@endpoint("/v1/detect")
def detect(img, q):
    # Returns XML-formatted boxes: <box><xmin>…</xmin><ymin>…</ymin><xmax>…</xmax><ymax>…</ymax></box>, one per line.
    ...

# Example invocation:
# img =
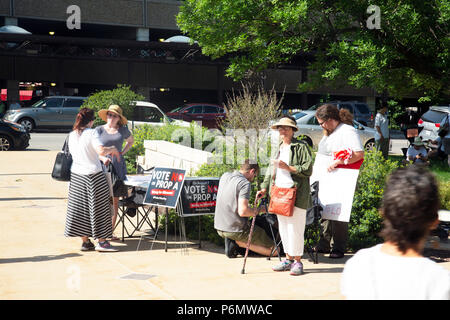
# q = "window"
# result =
<box><xmin>133</xmin><ymin>106</ymin><xmax>165</xmax><ymax>122</ymax></box>
<box><xmin>421</xmin><ymin>110</ymin><xmax>447</xmax><ymax>124</ymax></box>
<box><xmin>293</xmin><ymin>112</ymin><xmax>307</xmax><ymax>120</ymax></box>
<box><xmin>170</xmin><ymin>107</ymin><xmax>182</xmax><ymax>113</ymax></box>
<box><xmin>44</xmin><ymin>98</ymin><xmax>64</xmax><ymax>108</ymax></box>
<box><xmin>204</xmin><ymin>106</ymin><xmax>218</xmax><ymax>113</ymax></box>
<box><xmin>186</xmin><ymin>106</ymin><xmax>203</xmax><ymax>114</ymax></box>
<box><xmin>339</xmin><ymin>104</ymin><xmax>354</xmax><ymax>114</ymax></box>
<box><xmin>64</xmin><ymin>99</ymin><xmax>84</xmax><ymax>108</ymax></box>
<box><xmin>355</xmin><ymin>103</ymin><xmax>371</xmax><ymax>114</ymax></box>
<box><xmin>307</xmin><ymin>116</ymin><xmax>319</xmax><ymax>125</ymax></box>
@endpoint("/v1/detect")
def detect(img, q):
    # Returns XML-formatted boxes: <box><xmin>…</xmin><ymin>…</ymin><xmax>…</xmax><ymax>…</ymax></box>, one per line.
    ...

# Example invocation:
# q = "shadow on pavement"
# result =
<box><xmin>0</xmin><ymin>253</ymin><xmax>82</xmax><ymax>264</ymax></box>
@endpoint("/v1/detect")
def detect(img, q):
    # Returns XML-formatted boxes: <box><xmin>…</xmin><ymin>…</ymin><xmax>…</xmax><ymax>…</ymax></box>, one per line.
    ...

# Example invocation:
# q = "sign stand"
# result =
<box><xmin>140</xmin><ymin>172</ymin><xmax>219</xmax><ymax>253</ymax></box>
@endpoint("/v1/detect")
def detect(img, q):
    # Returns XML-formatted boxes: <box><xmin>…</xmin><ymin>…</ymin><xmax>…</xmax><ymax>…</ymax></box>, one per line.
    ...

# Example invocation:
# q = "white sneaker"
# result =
<box><xmin>95</xmin><ymin>240</ymin><xmax>118</xmax><ymax>252</ymax></box>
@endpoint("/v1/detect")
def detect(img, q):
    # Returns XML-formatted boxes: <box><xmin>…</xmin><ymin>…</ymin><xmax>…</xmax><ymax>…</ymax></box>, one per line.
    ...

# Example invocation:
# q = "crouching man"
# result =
<box><xmin>214</xmin><ymin>159</ymin><xmax>275</xmax><ymax>258</ymax></box>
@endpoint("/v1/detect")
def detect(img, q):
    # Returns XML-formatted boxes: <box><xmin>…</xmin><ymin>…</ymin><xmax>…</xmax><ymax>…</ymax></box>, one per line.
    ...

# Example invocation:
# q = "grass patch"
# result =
<box><xmin>388</xmin><ymin>155</ymin><xmax>450</xmax><ymax>182</ymax></box>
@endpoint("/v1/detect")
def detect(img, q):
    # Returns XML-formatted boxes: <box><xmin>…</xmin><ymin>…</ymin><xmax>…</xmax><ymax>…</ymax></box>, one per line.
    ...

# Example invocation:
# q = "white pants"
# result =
<box><xmin>277</xmin><ymin>207</ymin><xmax>306</xmax><ymax>257</ymax></box>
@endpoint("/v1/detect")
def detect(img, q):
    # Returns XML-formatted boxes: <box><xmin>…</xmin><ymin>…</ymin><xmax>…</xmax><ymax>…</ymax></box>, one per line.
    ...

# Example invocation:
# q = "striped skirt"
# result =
<box><xmin>64</xmin><ymin>171</ymin><xmax>112</xmax><ymax>239</ymax></box>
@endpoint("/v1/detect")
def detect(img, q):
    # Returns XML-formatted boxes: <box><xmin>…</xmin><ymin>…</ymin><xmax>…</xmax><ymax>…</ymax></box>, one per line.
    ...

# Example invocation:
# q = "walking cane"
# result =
<box><xmin>241</xmin><ymin>197</ymin><xmax>260</xmax><ymax>274</ymax></box>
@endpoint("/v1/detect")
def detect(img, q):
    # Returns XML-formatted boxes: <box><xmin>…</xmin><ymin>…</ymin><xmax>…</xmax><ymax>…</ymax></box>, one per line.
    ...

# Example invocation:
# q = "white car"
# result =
<box><xmin>418</xmin><ymin>106</ymin><xmax>450</xmax><ymax>142</ymax></box>
<box><xmin>127</xmin><ymin>101</ymin><xmax>191</xmax><ymax>130</ymax></box>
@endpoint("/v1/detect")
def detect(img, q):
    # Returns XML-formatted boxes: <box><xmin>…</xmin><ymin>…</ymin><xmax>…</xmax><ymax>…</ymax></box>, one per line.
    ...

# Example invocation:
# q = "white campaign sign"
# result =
<box><xmin>310</xmin><ymin>153</ymin><xmax>360</xmax><ymax>222</ymax></box>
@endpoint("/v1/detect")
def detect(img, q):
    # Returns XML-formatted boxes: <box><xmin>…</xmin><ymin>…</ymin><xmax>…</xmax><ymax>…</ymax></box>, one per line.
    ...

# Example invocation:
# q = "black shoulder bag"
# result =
<box><xmin>107</xmin><ymin>162</ymin><xmax>128</xmax><ymax>197</ymax></box>
<box><xmin>51</xmin><ymin>135</ymin><xmax>73</xmax><ymax>182</ymax></box>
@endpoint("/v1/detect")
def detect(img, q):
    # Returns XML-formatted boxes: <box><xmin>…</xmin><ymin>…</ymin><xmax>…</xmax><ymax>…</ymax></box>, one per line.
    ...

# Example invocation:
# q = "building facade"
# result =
<box><xmin>0</xmin><ymin>0</ymin><xmax>408</xmax><ymax>113</ymax></box>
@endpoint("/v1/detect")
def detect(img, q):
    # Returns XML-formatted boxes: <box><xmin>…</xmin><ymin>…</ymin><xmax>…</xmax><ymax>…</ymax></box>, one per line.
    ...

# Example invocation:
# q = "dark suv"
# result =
<box><xmin>308</xmin><ymin>101</ymin><xmax>374</xmax><ymax>127</ymax></box>
<box><xmin>2</xmin><ymin>96</ymin><xmax>87</xmax><ymax>131</ymax></box>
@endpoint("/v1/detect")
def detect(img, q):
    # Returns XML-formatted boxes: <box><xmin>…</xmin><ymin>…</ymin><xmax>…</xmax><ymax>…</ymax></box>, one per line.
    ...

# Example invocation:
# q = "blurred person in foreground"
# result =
<box><xmin>341</xmin><ymin>165</ymin><xmax>450</xmax><ymax>300</ymax></box>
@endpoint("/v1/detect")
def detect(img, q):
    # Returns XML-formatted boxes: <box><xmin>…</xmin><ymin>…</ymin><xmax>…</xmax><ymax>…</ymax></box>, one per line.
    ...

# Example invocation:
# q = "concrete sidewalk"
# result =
<box><xmin>0</xmin><ymin>151</ymin><xmax>448</xmax><ymax>300</ymax></box>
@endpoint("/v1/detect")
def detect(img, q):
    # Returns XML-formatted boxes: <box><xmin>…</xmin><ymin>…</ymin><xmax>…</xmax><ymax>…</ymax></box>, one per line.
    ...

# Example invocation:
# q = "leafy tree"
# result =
<box><xmin>177</xmin><ymin>0</ymin><xmax>450</xmax><ymax>101</ymax></box>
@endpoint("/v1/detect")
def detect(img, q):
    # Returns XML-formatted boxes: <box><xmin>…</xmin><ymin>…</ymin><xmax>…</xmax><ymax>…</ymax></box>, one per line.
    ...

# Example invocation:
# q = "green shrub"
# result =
<box><xmin>348</xmin><ymin>148</ymin><xmax>401</xmax><ymax>252</ymax></box>
<box><xmin>439</xmin><ymin>180</ymin><xmax>450</xmax><ymax>210</ymax></box>
<box><xmin>82</xmin><ymin>84</ymin><xmax>144</xmax><ymax>128</ymax></box>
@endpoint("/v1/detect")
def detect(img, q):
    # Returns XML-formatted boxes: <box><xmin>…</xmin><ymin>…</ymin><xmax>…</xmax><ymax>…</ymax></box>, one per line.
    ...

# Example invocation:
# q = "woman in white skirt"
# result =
<box><xmin>64</xmin><ymin>108</ymin><xmax>121</xmax><ymax>252</ymax></box>
<box><xmin>257</xmin><ymin>116</ymin><xmax>313</xmax><ymax>276</ymax></box>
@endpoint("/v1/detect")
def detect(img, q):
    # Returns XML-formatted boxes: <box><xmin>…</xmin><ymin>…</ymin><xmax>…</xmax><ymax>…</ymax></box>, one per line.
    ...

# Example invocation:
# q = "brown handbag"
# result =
<box><xmin>268</xmin><ymin>152</ymin><xmax>297</xmax><ymax>217</ymax></box>
<box><xmin>268</xmin><ymin>185</ymin><xmax>297</xmax><ymax>217</ymax></box>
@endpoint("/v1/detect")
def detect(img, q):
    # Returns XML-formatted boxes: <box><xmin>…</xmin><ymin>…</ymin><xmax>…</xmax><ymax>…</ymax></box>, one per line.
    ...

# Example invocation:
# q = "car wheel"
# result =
<box><xmin>365</xmin><ymin>139</ymin><xmax>375</xmax><ymax>151</ymax></box>
<box><xmin>19</xmin><ymin>118</ymin><xmax>34</xmax><ymax>132</ymax></box>
<box><xmin>0</xmin><ymin>135</ymin><xmax>13</xmax><ymax>151</ymax></box>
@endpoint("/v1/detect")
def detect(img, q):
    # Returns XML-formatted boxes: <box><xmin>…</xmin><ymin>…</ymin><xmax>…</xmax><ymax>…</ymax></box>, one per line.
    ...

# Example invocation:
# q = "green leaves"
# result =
<box><xmin>348</xmin><ymin>148</ymin><xmax>400</xmax><ymax>251</ymax></box>
<box><xmin>178</xmin><ymin>0</ymin><xmax>450</xmax><ymax>101</ymax></box>
<box><xmin>81</xmin><ymin>84</ymin><xmax>145</xmax><ymax>128</ymax></box>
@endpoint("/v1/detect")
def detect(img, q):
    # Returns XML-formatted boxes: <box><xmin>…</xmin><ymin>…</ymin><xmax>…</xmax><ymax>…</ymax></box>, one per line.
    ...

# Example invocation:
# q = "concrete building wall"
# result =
<box><xmin>0</xmin><ymin>0</ymin><xmax>10</xmax><ymax>16</ymax></box>
<box><xmin>146</xmin><ymin>1</ymin><xmax>180</xmax><ymax>29</ymax></box>
<box><xmin>1</xmin><ymin>0</ymin><xmax>181</xmax><ymax>29</ymax></box>
<box><xmin>12</xmin><ymin>0</ymin><xmax>144</xmax><ymax>26</ymax></box>
<box><xmin>142</xmin><ymin>140</ymin><xmax>213</xmax><ymax>176</ymax></box>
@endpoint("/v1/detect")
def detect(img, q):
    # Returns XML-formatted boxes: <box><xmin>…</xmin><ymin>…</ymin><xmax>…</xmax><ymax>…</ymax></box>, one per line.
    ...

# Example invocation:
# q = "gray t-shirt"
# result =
<box><xmin>95</xmin><ymin>125</ymin><xmax>131</xmax><ymax>180</ymax></box>
<box><xmin>214</xmin><ymin>171</ymin><xmax>251</xmax><ymax>232</ymax></box>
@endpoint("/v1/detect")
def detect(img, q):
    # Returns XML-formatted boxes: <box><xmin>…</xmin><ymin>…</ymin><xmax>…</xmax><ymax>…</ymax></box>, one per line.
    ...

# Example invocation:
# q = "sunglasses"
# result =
<box><xmin>318</xmin><ymin>118</ymin><xmax>329</xmax><ymax>126</ymax></box>
<box><xmin>107</xmin><ymin>112</ymin><xmax>119</xmax><ymax>118</ymax></box>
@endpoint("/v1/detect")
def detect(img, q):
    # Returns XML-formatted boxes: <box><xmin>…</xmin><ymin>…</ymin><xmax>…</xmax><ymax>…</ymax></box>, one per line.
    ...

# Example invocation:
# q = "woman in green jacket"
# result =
<box><xmin>257</xmin><ymin>116</ymin><xmax>313</xmax><ymax>276</ymax></box>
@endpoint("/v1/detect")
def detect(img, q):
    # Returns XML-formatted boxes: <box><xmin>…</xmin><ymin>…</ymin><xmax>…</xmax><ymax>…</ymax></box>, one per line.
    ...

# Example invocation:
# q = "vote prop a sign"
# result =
<box><xmin>179</xmin><ymin>177</ymin><xmax>220</xmax><ymax>216</ymax></box>
<box><xmin>143</xmin><ymin>167</ymin><xmax>186</xmax><ymax>208</ymax></box>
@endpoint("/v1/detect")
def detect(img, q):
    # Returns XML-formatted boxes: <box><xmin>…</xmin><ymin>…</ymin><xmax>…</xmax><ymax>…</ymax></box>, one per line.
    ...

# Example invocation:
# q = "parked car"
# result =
<box><xmin>166</xmin><ymin>103</ymin><xmax>225</xmax><ymax>128</ymax></box>
<box><xmin>290</xmin><ymin>110</ymin><xmax>376</xmax><ymax>150</ymax></box>
<box><xmin>308</xmin><ymin>101</ymin><xmax>374</xmax><ymax>127</ymax></box>
<box><xmin>418</xmin><ymin>106</ymin><xmax>450</xmax><ymax>142</ymax></box>
<box><xmin>2</xmin><ymin>96</ymin><xmax>87</xmax><ymax>131</ymax></box>
<box><xmin>0</xmin><ymin>119</ymin><xmax>30</xmax><ymax>150</ymax></box>
<box><xmin>127</xmin><ymin>101</ymin><xmax>190</xmax><ymax>130</ymax></box>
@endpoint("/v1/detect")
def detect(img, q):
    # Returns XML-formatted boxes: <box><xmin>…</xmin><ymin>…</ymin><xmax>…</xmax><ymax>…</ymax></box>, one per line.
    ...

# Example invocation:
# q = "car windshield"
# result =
<box><xmin>355</xmin><ymin>103</ymin><xmax>371</xmax><ymax>114</ymax></box>
<box><xmin>31</xmin><ymin>100</ymin><xmax>45</xmax><ymax>108</ymax></box>
<box><xmin>170</xmin><ymin>107</ymin><xmax>182</xmax><ymax>113</ymax></box>
<box><xmin>293</xmin><ymin>112</ymin><xmax>308</xmax><ymax>120</ymax></box>
<box><xmin>307</xmin><ymin>104</ymin><xmax>320</xmax><ymax>110</ymax></box>
<box><xmin>421</xmin><ymin>110</ymin><xmax>447</xmax><ymax>124</ymax></box>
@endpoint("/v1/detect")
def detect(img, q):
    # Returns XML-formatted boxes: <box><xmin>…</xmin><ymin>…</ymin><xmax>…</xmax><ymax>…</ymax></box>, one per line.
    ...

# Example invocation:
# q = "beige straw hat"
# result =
<box><xmin>98</xmin><ymin>105</ymin><xmax>127</xmax><ymax>125</ymax></box>
<box><xmin>270</xmin><ymin>117</ymin><xmax>298</xmax><ymax>132</ymax></box>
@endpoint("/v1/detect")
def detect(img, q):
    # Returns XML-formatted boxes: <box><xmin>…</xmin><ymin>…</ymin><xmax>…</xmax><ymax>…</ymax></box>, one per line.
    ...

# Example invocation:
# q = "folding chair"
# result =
<box><xmin>115</xmin><ymin>186</ymin><xmax>159</xmax><ymax>242</ymax></box>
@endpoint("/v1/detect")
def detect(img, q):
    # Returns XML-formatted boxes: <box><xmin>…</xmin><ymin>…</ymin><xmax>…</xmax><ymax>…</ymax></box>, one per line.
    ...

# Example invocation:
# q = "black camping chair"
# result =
<box><xmin>304</xmin><ymin>181</ymin><xmax>323</xmax><ymax>264</ymax></box>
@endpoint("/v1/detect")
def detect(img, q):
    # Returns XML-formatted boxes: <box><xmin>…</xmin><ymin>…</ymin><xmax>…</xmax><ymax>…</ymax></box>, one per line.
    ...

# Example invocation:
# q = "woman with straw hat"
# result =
<box><xmin>257</xmin><ymin>115</ymin><xmax>313</xmax><ymax>276</ymax></box>
<box><xmin>96</xmin><ymin>105</ymin><xmax>134</xmax><ymax>239</ymax></box>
